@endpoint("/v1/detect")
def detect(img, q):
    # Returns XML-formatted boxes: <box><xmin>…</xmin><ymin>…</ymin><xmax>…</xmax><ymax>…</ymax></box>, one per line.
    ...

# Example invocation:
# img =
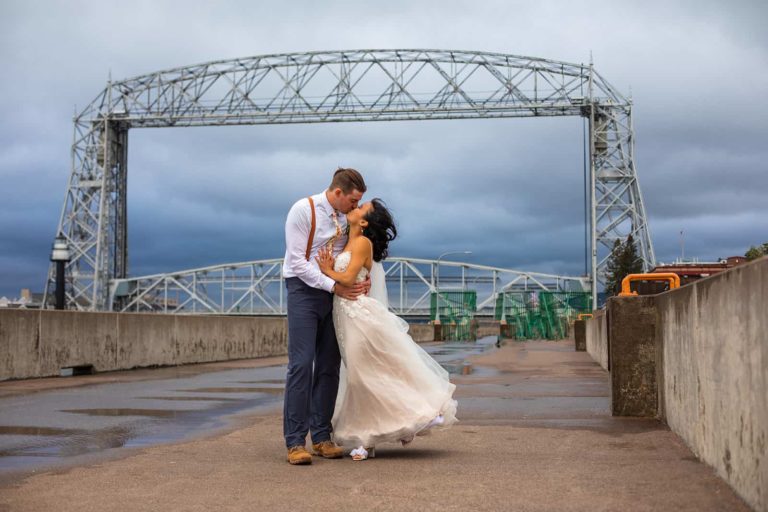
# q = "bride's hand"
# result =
<box><xmin>315</xmin><ymin>247</ymin><xmax>334</xmax><ymax>275</ymax></box>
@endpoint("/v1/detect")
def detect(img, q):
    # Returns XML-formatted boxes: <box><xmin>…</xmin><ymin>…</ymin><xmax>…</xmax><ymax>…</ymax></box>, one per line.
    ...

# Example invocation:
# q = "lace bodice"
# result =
<box><xmin>332</xmin><ymin>251</ymin><xmax>372</xmax><ymax>336</ymax></box>
<box><xmin>333</xmin><ymin>251</ymin><xmax>369</xmax><ymax>283</ymax></box>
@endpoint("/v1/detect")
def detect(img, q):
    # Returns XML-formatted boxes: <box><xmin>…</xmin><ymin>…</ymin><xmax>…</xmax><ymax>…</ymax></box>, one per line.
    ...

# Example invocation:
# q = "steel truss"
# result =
<box><xmin>45</xmin><ymin>49</ymin><xmax>654</xmax><ymax>310</ymax></box>
<box><xmin>109</xmin><ymin>257</ymin><xmax>589</xmax><ymax>316</ymax></box>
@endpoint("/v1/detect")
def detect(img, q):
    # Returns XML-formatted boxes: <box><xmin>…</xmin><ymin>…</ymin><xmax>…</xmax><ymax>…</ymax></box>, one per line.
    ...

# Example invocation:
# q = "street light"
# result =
<box><xmin>50</xmin><ymin>236</ymin><xmax>71</xmax><ymax>310</ymax></box>
<box><xmin>435</xmin><ymin>250</ymin><xmax>472</xmax><ymax>324</ymax></box>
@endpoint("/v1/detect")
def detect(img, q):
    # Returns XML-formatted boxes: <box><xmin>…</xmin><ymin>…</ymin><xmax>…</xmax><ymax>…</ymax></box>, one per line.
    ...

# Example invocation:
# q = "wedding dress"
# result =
<box><xmin>331</xmin><ymin>251</ymin><xmax>458</xmax><ymax>448</ymax></box>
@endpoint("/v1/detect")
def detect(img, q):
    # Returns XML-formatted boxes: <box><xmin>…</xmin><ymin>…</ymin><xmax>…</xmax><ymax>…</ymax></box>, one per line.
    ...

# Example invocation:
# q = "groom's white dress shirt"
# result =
<box><xmin>282</xmin><ymin>191</ymin><xmax>348</xmax><ymax>292</ymax></box>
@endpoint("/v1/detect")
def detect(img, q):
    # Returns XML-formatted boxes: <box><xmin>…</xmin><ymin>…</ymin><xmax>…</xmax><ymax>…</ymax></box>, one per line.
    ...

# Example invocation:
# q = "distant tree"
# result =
<box><xmin>745</xmin><ymin>242</ymin><xmax>768</xmax><ymax>261</ymax></box>
<box><xmin>605</xmin><ymin>234</ymin><xmax>644</xmax><ymax>296</ymax></box>
<box><xmin>604</xmin><ymin>239</ymin><xmax>624</xmax><ymax>296</ymax></box>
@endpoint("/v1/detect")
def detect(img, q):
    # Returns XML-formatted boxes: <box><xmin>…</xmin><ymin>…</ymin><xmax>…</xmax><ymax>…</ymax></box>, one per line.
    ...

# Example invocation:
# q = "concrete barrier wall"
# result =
<box><xmin>655</xmin><ymin>258</ymin><xmax>767</xmax><ymax>511</ymax></box>
<box><xmin>574</xmin><ymin>320</ymin><xmax>586</xmax><ymax>351</ymax></box>
<box><xmin>0</xmin><ymin>310</ymin><xmax>444</xmax><ymax>380</ymax></box>
<box><xmin>407</xmin><ymin>323</ymin><xmax>435</xmax><ymax>343</ymax></box>
<box><xmin>0</xmin><ymin>309</ymin><xmax>48</xmax><ymax>379</ymax></box>
<box><xmin>608</xmin><ymin>296</ymin><xmax>658</xmax><ymax>417</ymax></box>
<box><xmin>0</xmin><ymin>310</ymin><xmax>287</xmax><ymax>380</ymax></box>
<box><xmin>585</xmin><ymin>308</ymin><xmax>608</xmax><ymax>371</ymax></box>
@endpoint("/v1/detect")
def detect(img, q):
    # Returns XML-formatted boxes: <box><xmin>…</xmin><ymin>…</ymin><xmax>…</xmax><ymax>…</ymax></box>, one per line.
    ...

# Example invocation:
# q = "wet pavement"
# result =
<box><xmin>0</xmin><ymin>337</ymin><xmax>496</xmax><ymax>479</ymax></box>
<box><xmin>452</xmin><ymin>340</ymin><xmax>613</xmax><ymax>426</ymax></box>
<box><xmin>0</xmin><ymin>365</ymin><xmax>286</xmax><ymax>476</ymax></box>
<box><xmin>0</xmin><ymin>338</ymin><xmax>751</xmax><ymax>512</ymax></box>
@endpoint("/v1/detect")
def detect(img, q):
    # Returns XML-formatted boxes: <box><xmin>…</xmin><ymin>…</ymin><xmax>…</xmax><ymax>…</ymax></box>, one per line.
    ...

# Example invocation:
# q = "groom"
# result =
<box><xmin>282</xmin><ymin>167</ymin><xmax>368</xmax><ymax>465</ymax></box>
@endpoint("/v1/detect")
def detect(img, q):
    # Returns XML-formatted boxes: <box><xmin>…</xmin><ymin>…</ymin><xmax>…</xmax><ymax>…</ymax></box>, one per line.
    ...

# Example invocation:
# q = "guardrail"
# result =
<box><xmin>618</xmin><ymin>273</ymin><xmax>680</xmax><ymax>296</ymax></box>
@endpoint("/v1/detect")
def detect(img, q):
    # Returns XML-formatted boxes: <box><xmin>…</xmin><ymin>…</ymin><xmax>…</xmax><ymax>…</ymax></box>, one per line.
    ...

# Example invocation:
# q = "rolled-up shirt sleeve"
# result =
<box><xmin>284</xmin><ymin>201</ymin><xmax>336</xmax><ymax>293</ymax></box>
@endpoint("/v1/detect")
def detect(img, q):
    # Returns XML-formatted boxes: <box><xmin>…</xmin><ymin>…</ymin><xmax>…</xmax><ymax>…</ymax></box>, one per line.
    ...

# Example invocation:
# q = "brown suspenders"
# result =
<box><xmin>305</xmin><ymin>196</ymin><xmax>316</xmax><ymax>261</ymax></box>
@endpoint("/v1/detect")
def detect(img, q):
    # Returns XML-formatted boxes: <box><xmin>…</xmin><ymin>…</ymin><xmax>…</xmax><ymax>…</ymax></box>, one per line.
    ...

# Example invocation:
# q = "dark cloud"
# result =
<box><xmin>1</xmin><ymin>1</ymin><xmax>766</xmax><ymax>298</ymax></box>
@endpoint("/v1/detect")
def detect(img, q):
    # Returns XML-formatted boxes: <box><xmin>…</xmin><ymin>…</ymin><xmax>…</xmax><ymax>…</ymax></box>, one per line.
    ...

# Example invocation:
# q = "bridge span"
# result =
<box><xmin>108</xmin><ymin>256</ymin><xmax>590</xmax><ymax>316</ymax></box>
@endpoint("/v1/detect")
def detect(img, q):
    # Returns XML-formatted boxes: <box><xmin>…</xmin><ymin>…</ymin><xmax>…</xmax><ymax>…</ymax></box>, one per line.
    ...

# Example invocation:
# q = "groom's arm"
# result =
<box><xmin>341</xmin><ymin>275</ymin><xmax>369</xmax><ymax>295</ymax></box>
<box><xmin>284</xmin><ymin>201</ymin><xmax>337</xmax><ymax>293</ymax></box>
<box><xmin>333</xmin><ymin>281</ymin><xmax>365</xmax><ymax>300</ymax></box>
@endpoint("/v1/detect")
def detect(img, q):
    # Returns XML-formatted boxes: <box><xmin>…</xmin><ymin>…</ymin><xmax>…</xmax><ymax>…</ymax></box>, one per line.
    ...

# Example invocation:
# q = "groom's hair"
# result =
<box><xmin>329</xmin><ymin>167</ymin><xmax>367</xmax><ymax>194</ymax></box>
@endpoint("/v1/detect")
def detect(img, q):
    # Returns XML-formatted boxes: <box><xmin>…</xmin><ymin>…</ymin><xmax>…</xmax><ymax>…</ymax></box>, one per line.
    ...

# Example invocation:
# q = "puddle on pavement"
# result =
<box><xmin>0</xmin><ymin>364</ymin><xmax>288</xmax><ymax>477</ymax></box>
<box><xmin>0</xmin><ymin>426</ymin><xmax>86</xmax><ymax>437</ymax></box>
<box><xmin>428</xmin><ymin>337</ymin><xmax>499</xmax><ymax>376</ymax></box>
<box><xmin>0</xmin><ymin>391</ymin><xmax>282</xmax><ymax>476</ymax></box>
<box><xmin>441</xmin><ymin>361</ymin><xmax>475</xmax><ymax>375</ymax></box>
<box><xmin>0</xmin><ymin>426</ymin><xmax>134</xmax><ymax>459</ymax></box>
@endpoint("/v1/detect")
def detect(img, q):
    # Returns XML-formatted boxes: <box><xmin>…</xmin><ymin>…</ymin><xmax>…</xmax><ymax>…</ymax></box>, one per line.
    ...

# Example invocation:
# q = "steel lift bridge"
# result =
<box><xmin>45</xmin><ymin>49</ymin><xmax>655</xmax><ymax>313</ymax></box>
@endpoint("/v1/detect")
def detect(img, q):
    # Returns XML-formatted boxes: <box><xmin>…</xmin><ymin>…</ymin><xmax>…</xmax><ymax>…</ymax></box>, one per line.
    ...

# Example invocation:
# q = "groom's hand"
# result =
<box><xmin>362</xmin><ymin>275</ymin><xmax>371</xmax><ymax>296</ymax></box>
<box><xmin>333</xmin><ymin>281</ymin><xmax>365</xmax><ymax>300</ymax></box>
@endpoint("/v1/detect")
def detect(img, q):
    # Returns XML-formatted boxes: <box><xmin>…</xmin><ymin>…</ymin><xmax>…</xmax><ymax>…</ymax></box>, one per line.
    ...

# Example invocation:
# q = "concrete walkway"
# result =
<box><xmin>0</xmin><ymin>341</ymin><xmax>750</xmax><ymax>511</ymax></box>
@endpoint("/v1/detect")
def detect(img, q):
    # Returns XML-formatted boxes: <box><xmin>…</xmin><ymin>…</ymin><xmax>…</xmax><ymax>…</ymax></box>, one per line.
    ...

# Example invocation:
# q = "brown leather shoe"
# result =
<box><xmin>287</xmin><ymin>445</ymin><xmax>312</xmax><ymax>465</ymax></box>
<box><xmin>312</xmin><ymin>440</ymin><xmax>343</xmax><ymax>459</ymax></box>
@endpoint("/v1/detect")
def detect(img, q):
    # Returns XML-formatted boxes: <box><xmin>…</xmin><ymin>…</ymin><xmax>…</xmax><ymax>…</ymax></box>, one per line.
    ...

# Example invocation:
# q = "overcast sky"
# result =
<box><xmin>1</xmin><ymin>0</ymin><xmax>766</xmax><ymax>298</ymax></box>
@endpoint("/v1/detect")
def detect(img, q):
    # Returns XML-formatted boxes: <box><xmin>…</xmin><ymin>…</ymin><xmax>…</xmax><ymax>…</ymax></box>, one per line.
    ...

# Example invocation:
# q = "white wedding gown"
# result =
<box><xmin>331</xmin><ymin>251</ymin><xmax>458</xmax><ymax>448</ymax></box>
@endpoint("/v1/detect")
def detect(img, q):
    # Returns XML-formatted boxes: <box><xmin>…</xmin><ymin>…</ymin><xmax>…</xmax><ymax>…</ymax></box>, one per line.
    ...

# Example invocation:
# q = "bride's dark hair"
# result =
<box><xmin>362</xmin><ymin>198</ymin><xmax>397</xmax><ymax>262</ymax></box>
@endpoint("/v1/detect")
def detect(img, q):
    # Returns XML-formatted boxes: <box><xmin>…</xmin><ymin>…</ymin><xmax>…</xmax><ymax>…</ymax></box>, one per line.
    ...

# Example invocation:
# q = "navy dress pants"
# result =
<box><xmin>283</xmin><ymin>277</ymin><xmax>341</xmax><ymax>448</ymax></box>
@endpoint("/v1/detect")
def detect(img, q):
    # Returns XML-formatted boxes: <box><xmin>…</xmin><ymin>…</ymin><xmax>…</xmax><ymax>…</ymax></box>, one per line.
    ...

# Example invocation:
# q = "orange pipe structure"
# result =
<box><xmin>577</xmin><ymin>313</ymin><xmax>593</xmax><ymax>321</ymax></box>
<box><xmin>619</xmin><ymin>273</ymin><xmax>681</xmax><ymax>296</ymax></box>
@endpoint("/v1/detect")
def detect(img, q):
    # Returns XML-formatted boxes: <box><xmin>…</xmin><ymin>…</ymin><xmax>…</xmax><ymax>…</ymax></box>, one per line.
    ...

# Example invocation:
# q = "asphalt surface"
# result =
<box><xmin>0</xmin><ymin>338</ymin><xmax>750</xmax><ymax>511</ymax></box>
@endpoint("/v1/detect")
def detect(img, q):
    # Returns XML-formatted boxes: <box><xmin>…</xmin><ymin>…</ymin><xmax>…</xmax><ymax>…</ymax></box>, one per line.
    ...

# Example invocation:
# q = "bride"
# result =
<box><xmin>316</xmin><ymin>198</ymin><xmax>458</xmax><ymax>461</ymax></box>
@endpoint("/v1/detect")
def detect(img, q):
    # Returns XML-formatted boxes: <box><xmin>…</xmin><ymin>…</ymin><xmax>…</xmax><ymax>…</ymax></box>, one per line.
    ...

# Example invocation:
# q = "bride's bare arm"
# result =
<box><xmin>316</xmin><ymin>237</ymin><xmax>372</xmax><ymax>287</ymax></box>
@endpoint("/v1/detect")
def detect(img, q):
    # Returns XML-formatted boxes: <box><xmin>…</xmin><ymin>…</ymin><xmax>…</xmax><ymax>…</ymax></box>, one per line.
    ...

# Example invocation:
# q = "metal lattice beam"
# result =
<box><xmin>108</xmin><ymin>257</ymin><xmax>590</xmax><ymax>316</ymax></box>
<box><xmin>44</xmin><ymin>49</ymin><xmax>655</xmax><ymax>311</ymax></box>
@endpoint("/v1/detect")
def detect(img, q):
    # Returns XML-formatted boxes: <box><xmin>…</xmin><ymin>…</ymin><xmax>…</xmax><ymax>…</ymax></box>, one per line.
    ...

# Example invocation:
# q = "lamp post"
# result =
<box><xmin>50</xmin><ymin>236</ymin><xmax>71</xmax><ymax>310</ymax></box>
<box><xmin>435</xmin><ymin>250</ymin><xmax>472</xmax><ymax>324</ymax></box>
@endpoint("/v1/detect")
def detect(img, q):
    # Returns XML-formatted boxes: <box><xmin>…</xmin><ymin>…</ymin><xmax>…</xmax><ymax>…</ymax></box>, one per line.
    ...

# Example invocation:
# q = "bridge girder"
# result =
<box><xmin>45</xmin><ymin>49</ymin><xmax>655</xmax><ymax>310</ymax></box>
<box><xmin>108</xmin><ymin>257</ymin><xmax>590</xmax><ymax>316</ymax></box>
